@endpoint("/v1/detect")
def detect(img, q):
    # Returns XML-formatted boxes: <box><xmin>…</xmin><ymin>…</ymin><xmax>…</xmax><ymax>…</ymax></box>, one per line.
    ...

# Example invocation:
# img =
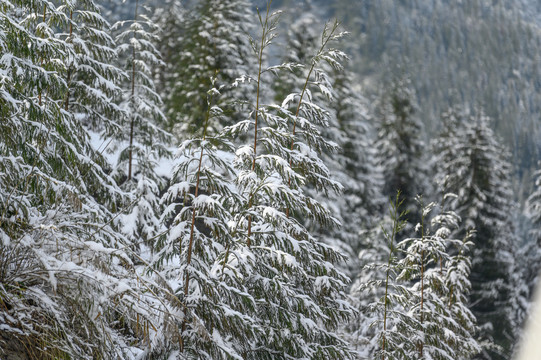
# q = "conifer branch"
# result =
<box><xmin>286</xmin><ymin>19</ymin><xmax>341</xmax><ymax>218</ymax></box>
<box><xmin>381</xmin><ymin>191</ymin><xmax>405</xmax><ymax>359</ymax></box>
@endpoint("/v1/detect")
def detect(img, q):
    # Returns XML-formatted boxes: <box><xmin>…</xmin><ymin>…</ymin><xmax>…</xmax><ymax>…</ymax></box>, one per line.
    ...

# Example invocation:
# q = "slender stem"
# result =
<box><xmin>38</xmin><ymin>4</ymin><xmax>47</xmax><ymax>106</ymax></box>
<box><xmin>128</xmin><ymin>0</ymin><xmax>139</xmax><ymax>181</ymax></box>
<box><xmin>128</xmin><ymin>119</ymin><xmax>135</xmax><ymax>180</ymax></box>
<box><xmin>64</xmin><ymin>10</ymin><xmax>73</xmax><ymax>111</ymax></box>
<box><xmin>180</xmin><ymin>88</ymin><xmax>213</xmax><ymax>352</ymax></box>
<box><xmin>286</xmin><ymin>22</ymin><xmax>338</xmax><ymax>218</ymax></box>
<box><xmin>220</xmin><ymin>243</ymin><xmax>231</xmax><ymax>278</ymax></box>
<box><xmin>251</xmin><ymin>3</ymin><xmax>271</xmax><ymax>172</ymax></box>
<box><xmin>419</xmin><ymin>211</ymin><xmax>425</xmax><ymax>359</ymax></box>
<box><xmin>247</xmin><ymin>1</ymin><xmax>272</xmax><ymax>245</ymax></box>
<box><xmin>382</xmin><ymin>193</ymin><xmax>401</xmax><ymax>360</ymax></box>
<box><xmin>289</xmin><ymin>66</ymin><xmax>314</xmax><ymax>151</ymax></box>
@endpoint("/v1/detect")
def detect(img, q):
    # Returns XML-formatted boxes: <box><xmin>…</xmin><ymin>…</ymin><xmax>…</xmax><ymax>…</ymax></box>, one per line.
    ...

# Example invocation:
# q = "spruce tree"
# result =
<box><xmin>518</xmin><ymin>165</ymin><xmax>541</xmax><ymax>353</ymax></box>
<box><xmin>353</xmin><ymin>193</ymin><xmax>480</xmax><ymax>359</ymax></box>
<box><xmin>395</xmin><ymin>197</ymin><xmax>480</xmax><ymax>359</ymax></box>
<box><xmin>156</xmin><ymin>84</ymin><xmax>258</xmax><ymax>358</ymax></box>
<box><xmin>525</xmin><ymin>169</ymin><xmax>541</xmax><ymax>299</ymax></box>
<box><xmin>444</xmin><ymin>226</ymin><xmax>483</xmax><ymax>360</ymax></box>
<box><xmin>273</xmin><ymin>8</ymin><xmax>384</xmax><ymax>272</ymax></box>
<box><xmin>375</xmin><ymin>78</ymin><xmax>430</xmax><ymax>229</ymax></box>
<box><xmin>348</xmin><ymin>193</ymin><xmax>411</xmax><ymax>358</ymax></box>
<box><xmin>272</xmin><ymin>10</ymin><xmax>319</xmax><ymax>104</ymax></box>
<box><xmin>57</xmin><ymin>0</ymin><xmax>124</xmax><ymax>137</ymax></box>
<box><xmin>326</xmin><ymin>68</ymin><xmax>385</xmax><ymax>257</ymax></box>
<box><xmin>433</xmin><ymin>109</ymin><xmax>525</xmax><ymax>359</ymax></box>
<box><xmin>153</xmin><ymin>0</ymin><xmax>184</xmax><ymax>97</ymax></box>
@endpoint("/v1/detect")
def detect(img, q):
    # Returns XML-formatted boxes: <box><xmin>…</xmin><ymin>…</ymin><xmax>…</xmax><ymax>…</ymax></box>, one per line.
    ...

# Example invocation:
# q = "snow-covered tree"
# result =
<box><xmin>348</xmin><ymin>192</ymin><xmax>410</xmax><ymax>358</ymax></box>
<box><xmin>525</xmin><ymin>169</ymin><xmax>541</xmax><ymax>297</ymax></box>
<box><xmin>162</xmin><ymin>0</ymin><xmax>254</xmax><ymax>139</ymax></box>
<box><xmin>395</xmin><ymin>197</ymin><xmax>480</xmax><ymax>359</ymax></box>
<box><xmin>223</xmin><ymin>4</ymin><xmax>356</xmax><ymax>358</ymax></box>
<box><xmin>113</xmin><ymin>0</ymin><xmax>169</xmax><ymax>180</ymax></box>
<box><xmin>272</xmin><ymin>9</ymin><xmax>319</xmax><ymax>104</ymax></box>
<box><xmin>273</xmin><ymin>8</ymin><xmax>384</xmax><ymax>275</ymax></box>
<box><xmin>433</xmin><ymin>109</ymin><xmax>525</xmax><ymax>359</ymax></box>
<box><xmin>0</xmin><ymin>0</ymin><xmax>163</xmax><ymax>357</ymax></box>
<box><xmin>113</xmin><ymin>0</ymin><xmax>170</xmax><ymax>249</ymax></box>
<box><xmin>443</xmin><ymin>222</ymin><xmax>483</xmax><ymax>359</ymax></box>
<box><xmin>375</xmin><ymin>78</ymin><xmax>431</xmax><ymax>229</ymax></box>
<box><xmin>518</xmin><ymin>165</ymin><xmax>541</xmax><ymax>353</ymax></box>
<box><xmin>155</xmin><ymin>84</ymin><xmax>259</xmax><ymax>358</ymax></box>
<box><xmin>153</xmin><ymin>0</ymin><xmax>184</xmax><ymax>96</ymax></box>
<box><xmin>326</xmin><ymin>68</ymin><xmax>385</xmax><ymax>255</ymax></box>
<box><xmin>352</xmin><ymin>193</ymin><xmax>480</xmax><ymax>359</ymax></box>
<box><xmin>57</xmin><ymin>0</ymin><xmax>124</xmax><ymax>137</ymax></box>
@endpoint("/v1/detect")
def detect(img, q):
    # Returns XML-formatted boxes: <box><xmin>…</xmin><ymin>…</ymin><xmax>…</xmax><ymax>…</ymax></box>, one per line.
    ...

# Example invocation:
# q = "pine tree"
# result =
<box><xmin>444</xmin><ymin>224</ymin><xmax>483</xmax><ymax>359</ymax></box>
<box><xmin>326</xmin><ymin>68</ymin><xmax>385</xmax><ymax>256</ymax></box>
<box><xmin>348</xmin><ymin>193</ymin><xmax>410</xmax><ymax>358</ymax></box>
<box><xmin>432</xmin><ymin>109</ymin><xmax>525</xmax><ymax>359</ymax></box>
<box><xmin>395</xmin><ymin>196</ymin><xmax>480</xmax><ymax>359</ymax></box>
<box><xmin>272</xmin><ymin>9</ymin><xmax>319</xmax><ymax>104</ymax></box>
<box><xmin>57</xmin><ymin>0</ymin><xmax>125</xmax><ymax>137</ymax></box>
<box><xmin>525</xmin><ymin>168</ymin><xmax>541</xmax><ymax>298</ymax></box>
<box><xmin>519</xmin><ymin>165</ymin><xmax>541</xmax><ymax>352</ymax></box>
<box><xmin>273</xmin><ymin>8</ymin><xmax>384</xmax><ymax>274</ymax></box>
<box><xmin>153</xmin><ymin>0</ymin><xmax>184</xmax><ymax>96</ymax></box>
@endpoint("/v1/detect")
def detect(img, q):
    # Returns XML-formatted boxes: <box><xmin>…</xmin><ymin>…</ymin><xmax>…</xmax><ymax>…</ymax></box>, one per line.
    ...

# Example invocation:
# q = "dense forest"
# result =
<box><xmin>1</xmin><ymin>0</ymin><xmax>540</xmax><ymax>359</ymax></box>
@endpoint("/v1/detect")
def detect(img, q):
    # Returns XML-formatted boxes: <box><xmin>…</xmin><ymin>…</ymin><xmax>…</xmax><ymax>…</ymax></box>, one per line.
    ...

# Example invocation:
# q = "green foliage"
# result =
<box><xmin>525</xmin><ymin>169</ymin><xmax>541</xmax><ymax>301</ymax></box>
<box><xmin>2</xmin><ymin>0</ymin><xmax>529</xmax><ymax>358</ymax></box>
<box><xmin>221</xmin><ymin>4</ymin><xmax>355</xmax><ymax>358</ymax></box>
<box><xmin>331</xmin><ymin>0</ymin><xmax>541</xmax><ymax>199</ymax></box>
<box><xmin>110</xmin><ymin>0</ymin><xmax>171</xmax><ymax>253</ymax></box>
<box><xmin>156</xmin><ymin>85</ymin><xmax>259</xmax><ymax>358</ymax></box>
<box><xmin>394</xmin><ymin>196</ymin><xmax>480</xmax><ymax>359</ymax></box>
<box><xmin>0</xmin><ymin>0</ymin><xmax>161</xmax><ymax>357</ymax></box>
<box><xmin>351</xmin><ymin>192</ymin><xmax>481</xmax><ymax>359</ymax></box>
<box><xmin>375</xmin><ymin>78</ymin><xmax>431</xmax><ymax>229</ymax></box>
<box><xmin>113</xmin><ymin>0</ymin><xmax>170</xmax><ymax>179</ymax></box>
<box><xmin>58</xmin><ymin>0</ymin><xmax>125</xmax><ymax>137</ymax></box>
<box><xmin>160</xmin><ymin>0</ymin><xmax>254</xmax><ymax>139</ymax></box>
